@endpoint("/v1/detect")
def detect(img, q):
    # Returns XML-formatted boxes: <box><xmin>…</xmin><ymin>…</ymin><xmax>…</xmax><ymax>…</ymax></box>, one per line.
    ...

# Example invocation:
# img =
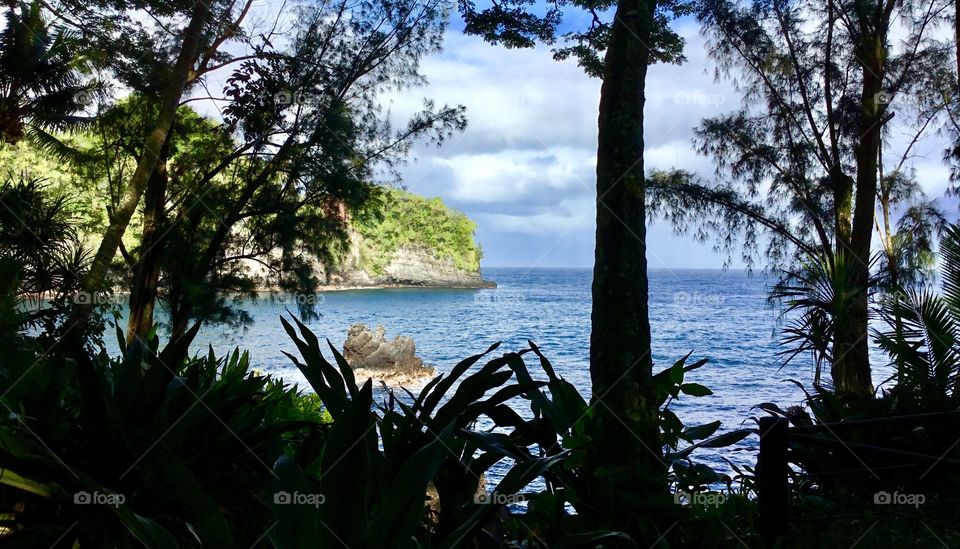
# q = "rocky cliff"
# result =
<box><xmin>319</xmin><ymin>189</ymin><xmax>495</xmax><ymax>289</ymax></box>
<box><xmin>320</xmin><ymin>230</ymin><xmax>495</xmax><ymax>288</ymax></box>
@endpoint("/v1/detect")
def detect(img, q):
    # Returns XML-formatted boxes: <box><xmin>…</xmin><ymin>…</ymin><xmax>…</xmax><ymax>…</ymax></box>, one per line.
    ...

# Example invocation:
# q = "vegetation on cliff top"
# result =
<box><xmin>354</xmin><ymin>187</ymin><xmax>482</xmax><ymax>275</ymax></box>
<box><xmin>1</xmin><ymin>138</ymin><xmax>484</xmax><ymax>283</ymax></box>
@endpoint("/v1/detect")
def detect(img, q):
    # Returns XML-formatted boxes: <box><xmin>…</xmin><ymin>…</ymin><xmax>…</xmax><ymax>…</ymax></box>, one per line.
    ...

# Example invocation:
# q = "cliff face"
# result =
<box><xmin>321</xmin><ymin>229</ymin><xmax>495</xmax><ymax>288</ymax></box>
<box><xmin>244</xmin><ymin>189</ymin><xmax>494</xmax><ymax>289</ymax></box>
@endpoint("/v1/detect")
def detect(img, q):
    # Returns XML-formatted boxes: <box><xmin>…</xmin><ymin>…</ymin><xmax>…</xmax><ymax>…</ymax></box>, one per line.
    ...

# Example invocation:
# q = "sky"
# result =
<box><xmin>193</xmin><ymin>5</ymin><xmax>956</xmax><ymax>270</ymax></box>
<box><xmin>382</xmin><ymin>14</ymin><xmax>955</xmax><ymax>270</ymax></box>
<box><xmin>389</xmin><ymin>19</ymin><xmax>732</xmax><ymax>269</ymax></box>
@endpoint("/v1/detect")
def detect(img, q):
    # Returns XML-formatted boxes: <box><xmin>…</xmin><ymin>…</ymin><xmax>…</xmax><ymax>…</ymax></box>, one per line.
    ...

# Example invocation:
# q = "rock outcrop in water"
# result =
<box><xmin>342</xmin><ymin>323</ymin><xmax>435</xmax><ymax>385</ymax></box>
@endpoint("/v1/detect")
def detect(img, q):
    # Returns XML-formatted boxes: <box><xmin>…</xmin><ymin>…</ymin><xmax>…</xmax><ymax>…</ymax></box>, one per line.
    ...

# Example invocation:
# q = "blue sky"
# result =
<box><xmin>386</xmin><ymin>12</ymin><xmax>955</xmax><ymax>269</ymax></box>
<box><xmin>388</xmin><ymin>19</ymin><xmax>738</xmax><ymax>268</ymax></box>
<box><xmin>200</xmin><ymin>5</ymin><xmax>954</xmax><ymax>270</ymax></box>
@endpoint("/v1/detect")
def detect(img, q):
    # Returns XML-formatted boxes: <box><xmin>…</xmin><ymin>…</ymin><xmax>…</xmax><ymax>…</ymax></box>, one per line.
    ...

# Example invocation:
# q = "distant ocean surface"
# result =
<box><xmin>104</xmin><ymin>267</ymin><xmax>867</xmax><ymax>472</ymax></box>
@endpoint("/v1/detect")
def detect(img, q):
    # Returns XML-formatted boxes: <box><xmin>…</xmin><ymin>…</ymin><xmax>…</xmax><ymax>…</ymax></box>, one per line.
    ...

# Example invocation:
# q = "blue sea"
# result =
<box><xmin>103</xmin><ymin>268</ymin><xmax>847</xmax><ymax>470</ymax></box>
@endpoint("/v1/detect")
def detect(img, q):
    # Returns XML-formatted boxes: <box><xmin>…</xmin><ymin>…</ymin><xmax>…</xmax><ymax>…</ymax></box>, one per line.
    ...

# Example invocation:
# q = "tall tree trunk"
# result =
<box><xmin>831</xmin><ymin>166</ymin><xmax>854</xmax><ymax>251</ymax></box>
<box><xmin>586</xmin><ymin>0</ymin><xmax>667</xmax><ymax>537</ymax></box>
<box><xmin>60</xmin><ymin>2</ymin><xmax>212</xmax><ymax>436</ymax></box>
<box><xmin>955</xmin><ymin>0</ymin><xmax>959</xmax><ymax>84</ymax></box>
<box><xmin>169</xmin><ymin>305</ymin><xmax>192</xmax><ymax>342</ymax></box>
<box><xmin>835</xmin><ymin>31</ymin><xmax>886</xmax><ymax>397</ymax></box>
<box><xmin>126</xmin><ymin>146</ymin><xmax>169</xmax><ymax>344</ymax></box>
<box><xmin>77</xmin><ymin>0</ymin><xmax>211</xmax><ymax>305</ymax></box>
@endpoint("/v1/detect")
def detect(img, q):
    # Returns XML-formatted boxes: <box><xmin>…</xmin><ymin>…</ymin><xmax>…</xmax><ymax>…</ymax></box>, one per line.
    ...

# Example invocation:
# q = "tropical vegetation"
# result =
<box><xmin>4</xmin><ymin>0</ymin><xmax>960</xmax><ymax>546</ymax></box>
<box><xmin>355</xmin><ymin>188</ymin><xmax>482</xmax><ymax>274</ymax></box>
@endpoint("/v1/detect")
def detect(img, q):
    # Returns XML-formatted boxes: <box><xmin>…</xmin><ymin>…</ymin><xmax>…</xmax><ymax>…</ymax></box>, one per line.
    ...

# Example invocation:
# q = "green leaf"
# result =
<box><xmin>496</xmin><ymin>451</ymin><xmax>569</xmax><ymax>495</ymax></box>
<box><xmin>681</xmin><ymin>420</ymin><xmax>721</xmax><ymax>441</ymax></box>
<box><xmin>370</xmin><ymin>424</ymin><xmax>455</xmax><ymax>546</ymax></box>
<box><xmin>110</xmin><ymin>507</ymin><xmax>179</xmax><ymax>549</ymax></box>
<box><xmin>271</xmin><ymin>455</ymin><xmax>321</xmax><ymax>549</ymax></box>
<box><xmin>553</xmin><ymin>531</ymin><xmax>633</xmax><ymax>548</ymax></box>
<box><xmin>153</xmin><ymin>446</ymin><xmax>234</xmax><ymax>546</ymax></box>
<box><xmin>698</xmin><ymin>429</ymin><xmax>753</xmax><ymax>449</ymax></box>
<box><xmin>679</xmin><ymin>383</ymin><xmax>712</xmax><ymax>397</ymax></box>
<box><xmin>669</xmin><ymin>354</ymin><xmax>689</xmax><ymax>384</ymax></box>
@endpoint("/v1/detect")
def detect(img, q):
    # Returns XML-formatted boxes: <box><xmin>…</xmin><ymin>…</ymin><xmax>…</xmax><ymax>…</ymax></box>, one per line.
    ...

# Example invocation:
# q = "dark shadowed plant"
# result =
<box><xmin>755</xmin><ymin>380</ymin><xmax>960</xmax><ymax>548</ymax></box>
<box><xmin>273</xmin><ymin>316</ymin><xmax>630</xmax><ymax>548</ymax></box>
<box><xmin>0</xmin><ymin>174</ymin><xmax>90</xmax><ymax>337</ymax></box>
<box><xmin>875</xmin><ymin>224</ymin><xmax>960</xmax><ymax>411</ymax></box>
<box><xmin>656</xmin><ymin>353</ymin><xmax>753</xmax><ymax>489</ymax></box>
<box><xmin>0</xmin><ymin>316</ymin><xmax>324</xmax><ymax>547</ymax></box>
<box><xmin>771</xmin><ymin>251</ymin><xmax>881</xmax><ymax>393</ymax></box>
<box><xmin>653</xmin><ymin>354</ymin><xmax>757</xmax><ymax>547</ymax></box>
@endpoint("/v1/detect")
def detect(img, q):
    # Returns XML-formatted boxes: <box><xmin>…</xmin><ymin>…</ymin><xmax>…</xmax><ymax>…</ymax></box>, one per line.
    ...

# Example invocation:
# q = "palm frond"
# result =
<box><xmin>875</xmin><ymin>224</ymin><xmax>960</xmax><ymax>409</ymax></box>
<box><xmin>940</xmin><ymin>224</ymin><xmax>960</xmax><ymax>310</ymax></box>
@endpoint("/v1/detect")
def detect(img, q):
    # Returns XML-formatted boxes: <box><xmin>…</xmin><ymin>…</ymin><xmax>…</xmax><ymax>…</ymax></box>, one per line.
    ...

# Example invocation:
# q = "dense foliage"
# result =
<box><xmin>354</xmin><ymin>188</ymin><xmax>482</xmax><ymax>274</ymax></box>
<box><xmin>6</xmin><ymin>0</ymin><xmax>960</xmax><ymax>545</ymax></box>
<box><xmin>1</xmin><ymin>257</ymin><xmax>750</xmax><ymax>546</ymax></box>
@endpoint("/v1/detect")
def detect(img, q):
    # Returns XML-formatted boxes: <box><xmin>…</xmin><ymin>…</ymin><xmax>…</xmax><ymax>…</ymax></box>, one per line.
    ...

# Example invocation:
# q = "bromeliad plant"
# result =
<box><xmin>0</xmin><ymin>321</ymin><xmax>324</xmax><ymax>547</ymax></box>
<box><xmin>274</xmin><ymin>316</ymin><xmax>754</xmax><ymax>548</ymax></box>
<box><xmin>273</xmin><ymin>316</ymin><xmax>629</xmax><ymax>548</ymax></box>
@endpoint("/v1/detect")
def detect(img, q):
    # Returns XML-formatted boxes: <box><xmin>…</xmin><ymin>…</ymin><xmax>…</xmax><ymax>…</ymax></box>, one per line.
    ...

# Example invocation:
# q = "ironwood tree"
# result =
<box><xmin>459</xmin><ymin>0</ymin><xmax>691</xmax><ymax>538</ymax></box>
<box><xmin>68</xmin><ymin>0</ymin><xmax>465</xmax><ymax>342</ymax></box>
<box><xmin>649</xmin><ymin>0</ymin><xmax>957</xmax><ymax>396</ymax></box>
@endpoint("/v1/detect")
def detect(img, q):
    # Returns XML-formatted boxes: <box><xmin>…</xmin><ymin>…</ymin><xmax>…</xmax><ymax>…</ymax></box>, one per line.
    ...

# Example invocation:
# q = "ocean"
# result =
<box><xmin>103</xmin><ymin>267</ymin><xmax>857</xmax><ymax>474</ymax></box>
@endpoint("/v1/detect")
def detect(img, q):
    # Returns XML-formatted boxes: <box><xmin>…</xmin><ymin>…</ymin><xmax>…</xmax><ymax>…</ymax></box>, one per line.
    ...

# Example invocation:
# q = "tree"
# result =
<box><xmin>0</xmin><ymin>1</ymin><xmax>98</xmax><ymax>146</ymax></box>
<box><xmin>78</xmin><ymin>0</ymin><xmax>214</xmax><ymax>304</ymax></box>
<box><xmin>459</xmin><ymin>0</ymin><xmax>689</xmax><ymax>538</ymax></box>
<box><xmin>648</xmin><ymin>0</ymin><xmax>956</xmax><ymax>396</ymax></box>
<box><xmin>79</xmin><ymin>0</ymin><xmax>465</xmax><ymax>342</ymax></box>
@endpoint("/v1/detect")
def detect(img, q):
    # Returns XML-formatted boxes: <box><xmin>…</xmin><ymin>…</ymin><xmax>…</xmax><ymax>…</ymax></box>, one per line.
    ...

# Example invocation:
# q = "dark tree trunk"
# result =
<box><xmin>956</xmin><ymin>0</ymin><xmax>960</xmax><ymax>85</ymax></box>
<box><xmin>126</xmin><ymin>147</ymin><xmax>169</xmax><ymax>344</ymax></box>
<box><xmin>833</xmin><ymin>31</ymin><xmax>886</xmax><ymax>397</ymax></box>
<box><xmin>170</xmin><ymin>312</ymin><xmax>191</xmax><ymax>342</ymax></box>
<box><xmin>585</xmin><ymin>0</ymin><xmax>667</xmax><ymax>537</ymax></box>
<box><xmin>57</xmin><ymin>1</ymin><xmax>212</xmax><ymax>444</ymax></box>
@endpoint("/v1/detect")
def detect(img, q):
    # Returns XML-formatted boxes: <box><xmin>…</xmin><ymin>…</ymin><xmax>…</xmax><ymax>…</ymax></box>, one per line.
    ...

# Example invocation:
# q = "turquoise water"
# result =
<box><xmin>105</xmin><ymin>268</ymin><xmax>849</xmax><ymax>471</ymax></box>
<box><xmin>93</xmin><ymin>266</ymin><xmax>902</xmax><ymax>489</ymax></box>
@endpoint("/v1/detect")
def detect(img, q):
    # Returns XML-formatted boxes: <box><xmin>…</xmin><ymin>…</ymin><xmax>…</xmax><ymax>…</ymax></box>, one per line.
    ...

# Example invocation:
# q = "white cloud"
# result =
<box><xmin>430</xmin><ymin>147</ymin><xmax>596</xmax><ymax>204</ymax></box>
<box><xmin>394</xmin><ymin>23</ymin><xmax>742</xmax><ymax>266</ymax></box>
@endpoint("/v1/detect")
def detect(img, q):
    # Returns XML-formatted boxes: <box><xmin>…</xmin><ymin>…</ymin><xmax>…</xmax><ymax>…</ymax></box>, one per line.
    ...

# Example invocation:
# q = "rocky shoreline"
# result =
<box><xmin>252</xmin><ymin>277</ymin><xmax>495</xmax><ymax>293</ymax></box>
<box><xmin>264</xmin><ymin>280</ymin><xmax>496</xmax><ymax>292</ymax></box>
<box><xmin>246</xmin><ymin>231</ymin><xmax>497</xmax><ymax>291</ymax></box>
